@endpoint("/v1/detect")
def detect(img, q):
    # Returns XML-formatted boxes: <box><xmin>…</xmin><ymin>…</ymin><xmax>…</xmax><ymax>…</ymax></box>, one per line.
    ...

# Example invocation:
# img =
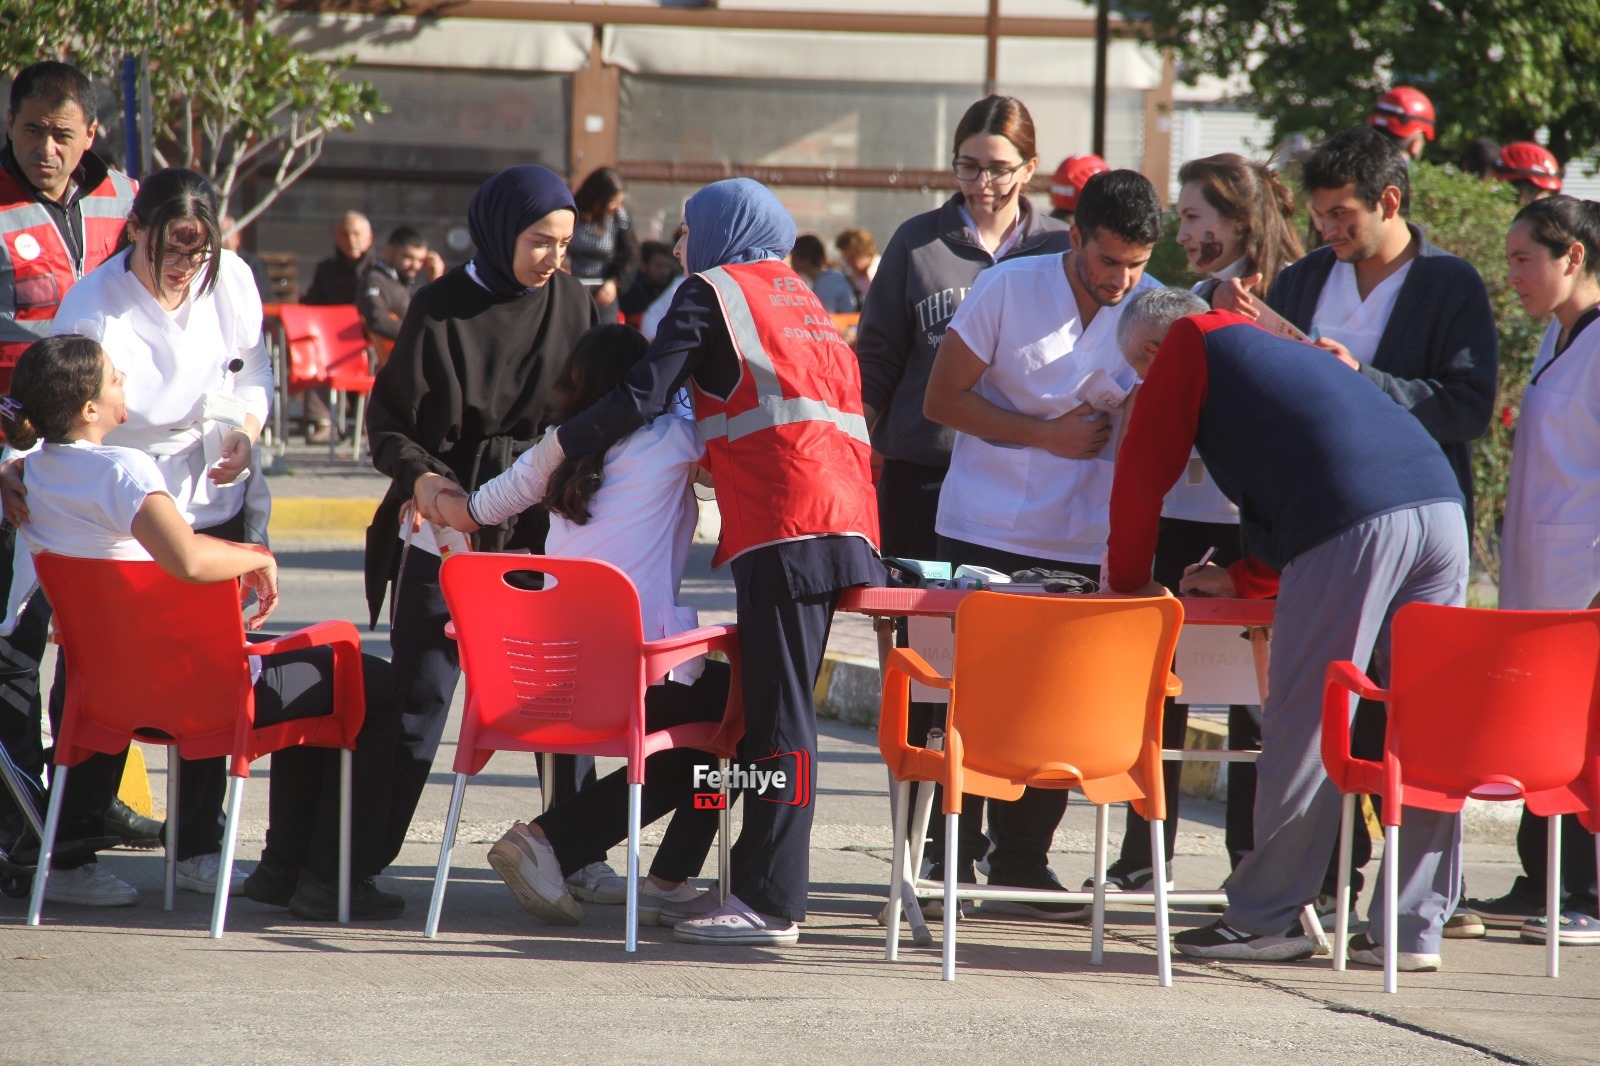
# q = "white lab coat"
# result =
<box><xmin>1498</xmin><ymin>316</ymin><xmax>1600</xmax><ymax>610</ymax></box>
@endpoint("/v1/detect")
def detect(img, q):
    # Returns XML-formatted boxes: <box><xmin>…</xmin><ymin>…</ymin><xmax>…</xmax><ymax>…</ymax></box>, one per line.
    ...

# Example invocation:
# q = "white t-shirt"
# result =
<box><xmin>17</xmin><ymin>440</ymin><xmax>164</xmax><ymax>561</ymax></box>
<box><xmin>1311</xmin><ymin>259</ymin><xmax>1414</xmax><ymax>367</ymax></box>
<box><xmin>936</xmin><ymin>253</ymin><xmax>1159</xmax><ymax>563</ymax></box>
<box><xmin>52</xmin><ymin>249</ymin><xmax>272</xmax><ymax>529</ymax></box>
<box><xmin>1161</xmin><ymin>263</ymin><xmax>1245</xmax><ymax>525</ymax></box>
<box><xmin>544</xmin><ymin>414</ymin><xmax>706</xmax><ymax>682</ymax></box>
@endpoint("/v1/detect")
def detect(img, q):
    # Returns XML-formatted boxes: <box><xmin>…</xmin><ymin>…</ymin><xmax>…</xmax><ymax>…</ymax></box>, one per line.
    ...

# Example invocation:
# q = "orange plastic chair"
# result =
<box><xmin>878</xmin><ymin>591</ymin><xmax>1184</xmax><ymax>983</ymax></box>
<box><xmin>423</xmin><ymin>553</ymin><xmax>745</xmax><ymax>951</ymax></box>
<box><xmin>1322</xmin><ymin>603</ymin><xmax>1600</xmax><ymax>991</ymax></box>
<box><xmin>26</xmin><ymin>555</ymin><xmax>367</xmax><ymax>937</ymax></box>
<box><xmin>275</xmin><ymin>303</ymin><xmax>377</xmax><ymax>462</ymax></box>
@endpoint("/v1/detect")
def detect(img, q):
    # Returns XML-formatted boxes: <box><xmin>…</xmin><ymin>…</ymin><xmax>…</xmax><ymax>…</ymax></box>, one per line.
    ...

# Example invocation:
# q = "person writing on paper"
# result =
<box><xmin>364</xmin><ymin>165</ymin><xmax>605</xmax><ymax>897</ymax></box>
<box><xmin>2</xmin><ymin>334</ymin><xmax>404</xmax><ymax>920</ymax></box>
<box><xmin>1097</xmin><ymin>154</ymin><xmax>1306</xmax><ymax>897</ymax></box>
<box><xmin>1107</xmin><ymin>288</ymin><xmax>1468</xmax><ymax>972</ymax></box>
<box><xmin>426</xmin><ymin>323</ymin><xmax>731</xmax><ymax>928</ymax></box>
<box><xmin>1462</xmin><ymin>197</ymin><xmax>1600</xmax><ymax>942</ymax></box>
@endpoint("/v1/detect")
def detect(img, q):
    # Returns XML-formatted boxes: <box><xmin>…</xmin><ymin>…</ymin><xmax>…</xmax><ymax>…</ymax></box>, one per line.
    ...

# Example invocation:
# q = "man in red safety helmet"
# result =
<box><xmin>1048</xmin><ymin>153</ymin><xmax>1109</xmax><ymax>224</ymax></box>
<box><xmin>1492</xmin><ymin>141</ymin><xmax>1563</xmax><ymax>206</ymax></box>
<box><xmin>1366</xmin><ymin>86</ymin><xmax>1435</xmax><ymax>162</ymax></box>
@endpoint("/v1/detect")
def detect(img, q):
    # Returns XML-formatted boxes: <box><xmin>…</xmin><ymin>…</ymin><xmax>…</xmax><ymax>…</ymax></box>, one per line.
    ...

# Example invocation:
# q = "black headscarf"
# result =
<box><xmin>467</xmin><ymin>165</ymin><xmax>576</xmax><ymax>297</ymax></box>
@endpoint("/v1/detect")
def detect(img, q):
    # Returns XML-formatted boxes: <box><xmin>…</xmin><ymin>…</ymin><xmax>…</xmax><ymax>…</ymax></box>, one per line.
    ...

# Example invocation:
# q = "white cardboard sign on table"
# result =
<box><xmin>906</xmin><ymin>614</ymin><xmax>954</xmax><ymax>704</ymax></box>
<box><xmin>1172</xmin><ymin>623</ymin><xmax>1260</xmax><ymax>705</ymax></box>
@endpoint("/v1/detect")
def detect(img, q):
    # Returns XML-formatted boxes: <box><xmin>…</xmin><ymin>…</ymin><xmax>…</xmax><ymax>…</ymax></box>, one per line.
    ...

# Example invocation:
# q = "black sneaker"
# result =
<box><xmin>1464</xmin><ymin>884</ymin><xmax>1547</xmax><ymax>929</ymax></box>
<box><xmin>288</xmin><ymin>870</ymin><xmax>405</xmax><ymax>921</ymax></box>
<box><xmin>103</xmin><ymin>799</ymin><xmax>165</xmax><ymax>850</ymax></box>
<box><xmin>980</xmin><ymin>869</ymin><xmax>1089</xmax><ymax>922</ymax></box>
<box><xmin>1173</xmin><ymin>919</ymin><xmax>1317</xmax><ymax>962</ymax></box>
<box><xmin>242</xmin><ymin>851</ymin><xmax>300</xmax><ymax>907</ymax></box>
<box><xmin>1081</xmin><ymin>860</ymin><xmax>1175</xmax><ymax>893</ymax></box>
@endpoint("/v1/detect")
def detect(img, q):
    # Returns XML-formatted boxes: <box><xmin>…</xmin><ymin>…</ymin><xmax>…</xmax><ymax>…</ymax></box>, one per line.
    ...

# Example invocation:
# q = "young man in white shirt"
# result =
<box><xmin>922</xmin><ymin>169</ymin><xmax>1163</xmax><ymax>916</ymax></box>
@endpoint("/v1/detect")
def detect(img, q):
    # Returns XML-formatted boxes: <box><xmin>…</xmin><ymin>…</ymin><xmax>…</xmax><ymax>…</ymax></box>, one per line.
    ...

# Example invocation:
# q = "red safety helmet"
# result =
<box><xmin>1050</xmin><ymin>154</ymin><xmax>1110</xmax><ymax>212</ymax></box>
<box><xmin>1492</xmin><ymin>141</ymin><xmax>1562</xmax><ymax>191</ymax></box>
<box><xmin>1367</xmin><ymin>86</ymin><xmax>1436</xmax><ymax>142</ymax></box>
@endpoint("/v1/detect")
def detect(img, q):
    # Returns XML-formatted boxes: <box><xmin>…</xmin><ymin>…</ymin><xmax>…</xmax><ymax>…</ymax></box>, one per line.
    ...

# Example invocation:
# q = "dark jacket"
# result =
<box><xmin>855</xmin><ymin>193</ymin><xmax>1072</xmax><ymax>468</ymax></box>
<box><xmin>356</xmin><ymin>260</ymin><xmax>415</xmax><ymax>341</ymax></box>
<box><xmin>1265</xmin><ymin>223</ymin><xmax>1498</xmax><ymax>517</ymax></box>
<box><xmin>303</xmin><ymin>249</ymin><xmax>374</xmax><ymax>306</ymax></box>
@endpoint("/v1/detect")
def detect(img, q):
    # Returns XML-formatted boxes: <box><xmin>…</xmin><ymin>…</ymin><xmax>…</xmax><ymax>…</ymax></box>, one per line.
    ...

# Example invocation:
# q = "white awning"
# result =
<box><xmin>273</xmin><ymin>13</ymin><xmax>593</xmax><ymax>73</ymax></box>
<box><xmin>601</xmin><ymin>25</ymin><xmax>1161</xmax><ymax>88</ymax></box>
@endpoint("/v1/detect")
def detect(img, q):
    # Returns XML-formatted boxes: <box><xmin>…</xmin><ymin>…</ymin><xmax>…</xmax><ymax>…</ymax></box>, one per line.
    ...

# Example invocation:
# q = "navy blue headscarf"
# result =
<box><xmin>681</xmin><ymin>178</ymin><xmax>797</xmax><ymax>276</ymax></box>
<box><xmin>467</xmin><ymin>165</ymin><xmax>576</xmax><ymax>296</ymax></box>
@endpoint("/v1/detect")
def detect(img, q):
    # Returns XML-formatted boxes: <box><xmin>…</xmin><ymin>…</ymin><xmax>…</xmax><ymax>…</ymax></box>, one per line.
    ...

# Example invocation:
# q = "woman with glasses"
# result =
<box><xmin>0</xmin><ymin>168</ymin><xmax>275</xmax><ymax>906</ymax></box>
<box><xmin>854</xmin><ymin>96</ymin><xmax>1073</xmax><ymax>906</ymax></box>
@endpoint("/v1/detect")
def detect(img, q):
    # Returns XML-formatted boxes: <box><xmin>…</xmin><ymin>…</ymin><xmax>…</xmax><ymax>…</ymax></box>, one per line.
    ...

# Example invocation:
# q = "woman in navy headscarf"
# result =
<box><xmin>364</xmin><ymin>165</ymin><xmax>599</xmax><ymax>877</ymax></box>
<box><xmin>436</xmin><ymin>177</ymin><xmax>881</xmax><ymax>947</ymax></box>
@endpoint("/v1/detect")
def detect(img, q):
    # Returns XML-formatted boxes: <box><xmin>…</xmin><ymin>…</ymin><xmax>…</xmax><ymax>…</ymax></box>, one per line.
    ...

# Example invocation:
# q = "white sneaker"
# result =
<box><xmin>659</xmin><ymin>886</ymin><xmax>725</xmax><ymax>928</ymax></box>
<box><xmin>487</xmin><ymin>823</ymin><xmax>581</xmax><ymax>925</ymax></box>
<box><xmin>565</xmin><ymin>860</ymin><xmax>628</xmax><ymax>904</ymax></box>
<box><xmin>175</xmin><ymin>853</ymin><xmax>247</xmax><ymax>896</ymax></box>
<box><xmin>673</xmin><ymin>893</ymin><xmax>800</xmax><ymax>945</ymax></box>
<box><xmin>638</xmin><ymin>880</ymin><xmax>704</xmax><ymax>925</ymax></box>
<box><xmin>43</xmin><ymin>863</ymin><xmax>138</xmax><ymax>907</ymax></box>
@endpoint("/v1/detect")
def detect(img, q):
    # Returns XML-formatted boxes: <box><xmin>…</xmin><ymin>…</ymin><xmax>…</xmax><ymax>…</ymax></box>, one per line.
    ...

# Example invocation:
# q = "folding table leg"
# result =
<box><xmin>885</xmin><ymin>778</ymin><xmax>908</xmax><ymax>961</ymax></box>
<box><xmin>25</xmin><ymin>764</ymin><xmax>68</xmax><ymax>926</ymax></box>
<box><xmin>424</xmin><ymin>773</ymin><xmax>470</xmax><ymax>938</ymax></box>
<box><xmin>210</xmin><ymin>775</ymin><xmax>245</xmax><ymax>939</ymax></box>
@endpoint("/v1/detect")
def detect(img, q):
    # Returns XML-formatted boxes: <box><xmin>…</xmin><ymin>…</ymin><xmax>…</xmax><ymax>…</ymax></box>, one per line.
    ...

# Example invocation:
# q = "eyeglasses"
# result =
<box><xmin>160</xmin><ymin>247</ymin><xmax>209</xmax><ymax>268</ymax></box>
<box><xmin>952</xmin><ymin>159</ymin><xmax>1028</xmax><ymax>185</ymax></box>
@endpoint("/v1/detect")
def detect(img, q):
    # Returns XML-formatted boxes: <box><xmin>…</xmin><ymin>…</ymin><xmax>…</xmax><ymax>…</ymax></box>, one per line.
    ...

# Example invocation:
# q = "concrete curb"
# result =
<box><xmin>268</xmin><ymin>497</ymin><xmax>377</xmax><ymax>542</ymax></box>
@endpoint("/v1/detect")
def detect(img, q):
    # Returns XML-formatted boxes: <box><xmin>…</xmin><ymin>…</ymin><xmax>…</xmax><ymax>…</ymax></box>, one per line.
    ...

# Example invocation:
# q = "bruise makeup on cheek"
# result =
<box><xmin>1197</xmin><ymin>231</ymin><xmax>1224</xmax><ymax>269</ymax></box>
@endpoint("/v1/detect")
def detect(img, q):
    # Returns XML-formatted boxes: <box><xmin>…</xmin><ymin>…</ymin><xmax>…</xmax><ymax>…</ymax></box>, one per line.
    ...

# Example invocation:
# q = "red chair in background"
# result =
<box><xmin>1322</xmin><ymin>603</ymin><xmax>1600</xmax><ymax>991</ymax></box>
<box><xmin>26</xmin><ymin>555</ymin><xmax>368</xmax><ymax>938</ymax></box>
<box><xmin>275</xmin><ymin>304</ymin><xmax>377</xmax><ymax>462</ymax></box>
<box><xmin>423</xmin><ymin>553</ymin><xmax>744</xmax><ymax>952</ymax></box>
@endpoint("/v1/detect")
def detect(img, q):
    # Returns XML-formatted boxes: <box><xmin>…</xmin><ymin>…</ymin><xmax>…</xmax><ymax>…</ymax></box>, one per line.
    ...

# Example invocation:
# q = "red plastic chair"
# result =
<box><xmin>275</xmin><ymin>303</ymin><xmax>377</xmax><ymax>462</ymax></box>
<box><xmin>878</xmin><ymin>592</ymin><xmax>1184</xmax><ymax>984</ymax></box>
<box><xmin>424</xmin><ymin>553</ymin><xmax>745</xmax><ymax>951</ymax></box>
<box><xmin>26</xmin><ymin>555</ymin><xmax>367</xmax><ymax>937</ymax></box>
<box><xmin>1322</xmin><ymin>603</ymin><xmax>1600</xmax><ymax>991</ymax></box>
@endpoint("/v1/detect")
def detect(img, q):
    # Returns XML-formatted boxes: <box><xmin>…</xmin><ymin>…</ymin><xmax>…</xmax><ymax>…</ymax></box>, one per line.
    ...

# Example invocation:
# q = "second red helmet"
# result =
<box><xmin>1367</xmin><ymin>86</ymin><xmax>1436</xmax><ymax>142</ymax></box>
<box><xmin>1493</xmin><ymin>142</ymin><xmax>1562</xmax><ymax>191</ymax></box>
<box><xmin>1050</xmin><ymin>154</ymin><xmax>1110</xmax><ymax>212</ymax></box>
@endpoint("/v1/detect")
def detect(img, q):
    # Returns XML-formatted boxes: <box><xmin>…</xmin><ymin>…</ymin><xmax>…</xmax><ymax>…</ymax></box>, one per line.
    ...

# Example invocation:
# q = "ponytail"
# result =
<box><xmin>4</xmin><ymin>335</ymin><xmax>107</xmax><ymax>449</ymax></box>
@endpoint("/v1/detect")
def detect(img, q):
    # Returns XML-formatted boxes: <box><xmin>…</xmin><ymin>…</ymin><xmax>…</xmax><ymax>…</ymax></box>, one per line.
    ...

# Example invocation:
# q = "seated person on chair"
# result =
<box><xmin>426</xmin><ymin>323</ymin><xmax>732</xmax><ymax>928</ymax></box>
<box><xmin>1</xmin><ymin>334</ymin><xmax>404</xmax><ymax>921</ymax></box>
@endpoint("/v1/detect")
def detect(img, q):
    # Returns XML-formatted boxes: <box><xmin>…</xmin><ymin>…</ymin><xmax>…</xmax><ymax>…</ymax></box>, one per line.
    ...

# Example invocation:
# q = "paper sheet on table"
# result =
<box><xmin>1172</xmin><ymin>623</ymin><xmax>1261</xmax><ymax>705</ymax></box>
<box><xmin>906</xmin><ymin>614</ymin><xmax>954</xmax><ymax>705</ymax></box>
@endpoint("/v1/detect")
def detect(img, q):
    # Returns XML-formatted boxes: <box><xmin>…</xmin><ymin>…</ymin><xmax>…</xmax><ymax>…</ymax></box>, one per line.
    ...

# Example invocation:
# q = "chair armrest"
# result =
<box><xmin>245</xmin><ymin>619</ymin><xmax>361</xmax><ymax>658</ymax></box>
<box><xmin>878</xmin><ymin>648</ymin><xmax>952</xmax><ymax>785</ymax></box>
<box><xmin>642</xmin><ymin>623</ymin><xmax>738</xmax><ymax>685</ymax></box>
<box><xmin>444</xmin><ymin>620</ymin><xmax>457</xmax><ymax>641</ymax></box>
<box><xmin>1165</xmin><ymin>671</ymin><xmax>1183</xmax><ymax>698</ymax></box>
<box><xmin>245</xmin><ymin>620</ymin><xmax>367</xmax><ymax>741</ymax></box>
<box><xmin>1321</xmin><ymin>659</ymin><xmax>1388</xmax><ymax>794</ymax></box>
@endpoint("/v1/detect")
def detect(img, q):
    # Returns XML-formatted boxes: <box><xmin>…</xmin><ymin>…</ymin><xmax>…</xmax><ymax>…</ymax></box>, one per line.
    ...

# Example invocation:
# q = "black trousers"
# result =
<box><xmin>1115</xmin><ymin>516</ymin><xmax>1248</xmax><ymax>871</ymax></box>
<box><xmin>380</xmin><ymin>549</ymin><xmax>593</xmax><ymax>871</ymax></box>
<box><xmin>725</xmin><ymin>547</ymin><xmax>842</xmax><ymax>922</ymax></box>
<box><xmin>936</xmin><ymin>535</ymin><xmax>1097</xmax><ymax>887</ymax></box>
<box><xmin>1510</xmin><ymin>807</ymin><xmax>1600</xmax><ymax>911</ymax></box>
<box><xmin>538</xmin><ymin>660</ymin><xmax>730</xmax><ymax>884</ymax></box>
<box><xmin>260</xmin><ymin>649</ymin><xmax>401</xmax><ymax>882</ymax></box>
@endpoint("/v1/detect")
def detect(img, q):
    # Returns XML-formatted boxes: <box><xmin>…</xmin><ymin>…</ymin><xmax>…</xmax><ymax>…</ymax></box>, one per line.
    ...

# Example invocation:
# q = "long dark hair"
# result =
<box><xmin>543</xmin><ymin>324</ymin><xmax>652</xmax><ymax>524</ymax></box>
<box><xmin>573</xmin><ymin>167</ymin><xmax>626</xmax><ymax>221</ymax></box>
<box><xmin>118</xmin><ymin>168</ymin><xmax>224</xmax><ymax>302</ymax></box>
<box><xmin>0</xmin><ymin>335</ymin><xmax>107</xmax><ymax>450</ymax></box>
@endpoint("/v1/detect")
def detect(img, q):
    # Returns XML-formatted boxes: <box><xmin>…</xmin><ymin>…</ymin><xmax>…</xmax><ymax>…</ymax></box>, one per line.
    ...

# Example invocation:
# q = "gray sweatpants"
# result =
<box><xmin>1224</xmin><ymin>501</ymin><xmax>1468</xmax><ymax>953</ymax></box>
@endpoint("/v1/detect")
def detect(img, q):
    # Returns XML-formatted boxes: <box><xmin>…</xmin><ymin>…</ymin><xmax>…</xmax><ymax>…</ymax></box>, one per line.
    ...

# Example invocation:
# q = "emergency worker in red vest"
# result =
<box><xmin>457</xmin><ymin>178</ymin><xmax>882</xmax><ymax>946</ymax></box>
<box><xmin>0</xmin><ymin>61</ymin><xmax>143</xmax><ymax>878</ymax></box>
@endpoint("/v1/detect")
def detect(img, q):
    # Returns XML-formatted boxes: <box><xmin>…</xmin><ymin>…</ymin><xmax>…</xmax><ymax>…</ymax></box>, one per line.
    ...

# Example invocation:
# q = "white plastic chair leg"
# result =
<box><xmin>165</xmin><ymin>762</ymin><xmax>180</xmax><ymax>911</ymax></box>
<box><xmin>625</xmin><ymin>781</ymin><xmax>642</xmax><ymax>953</ymax></box>
<box><xmin>338</xmin><ymin>748</ymin><xmax>353</xmax><ymax>924</ymax></box>
<box><xmin>424</xmin><ymin>772</ymin><xmax>470</xmax><ymax>938</ymax></box>
<box><xmin>941</xmin><ymin>810</ymin><xmax>958</xmax><ymax>981</ymax></box>
<box><xmin>1091</xmin><ymin>803</ymin><xmax>1109</xmax><ymax>966</ymax></box>
<box><xmin>1384</xmin><ymin>823</ymin><xmax>1399</xmax><ymax>993</ymax></box>
<box><xmin>26</xmin><ymin>764</ymin><xmax>67</xmax><ymax>925</ymax></box>
<box><xmin>210</xmin><ymin>774</ymin><xmax>246</xmax><ymax>939</ymax></box>
<box><xmin>327</xmin><ymin>390</ymin><xmax>341</xmax><ymax>461</ymax></box>
<box><xmin>1547</xmin><ymin>813</ymin><xmax>1562</xmax><ymax>978</ymax></box>
<box><xmin>1334</xmin><ymin>793</ymin><xmax>1355</xmax><ymax>970</ymax></box>
<box><xmin>1151</xmin><ymin>817</ymin><xmax>1172</xmax><ymax>987</ymax></box>
<box><xmin>885</xmin><ymin>779</ymin><xmax>909</xmax><ymax>961</ymax></box>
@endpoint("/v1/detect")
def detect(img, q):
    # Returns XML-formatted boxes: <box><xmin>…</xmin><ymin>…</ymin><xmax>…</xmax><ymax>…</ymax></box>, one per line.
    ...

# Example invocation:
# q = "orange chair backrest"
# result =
<box><xmin>33</xmin><ymin>554</ymin><xmax>253</xmax><ymax>766</ymax></box>
<box><xmin>276</xmin><ymin>304</ymin><xmax>370</xmax><ymax>389</ymax></box>
<box><xmin>439</xmin><ymin>553</ymin><xmax>650</xmax><ymax>774</ymax></box>
<box><xmin>947</xmin><ymin>592</ymin><xmax>1183</xmax><ymax>805</ymax></box>
<box><xmin>1387</xmin><ymin>603</ymin><xmax>1600</xmax><ymax>798</ymax></box>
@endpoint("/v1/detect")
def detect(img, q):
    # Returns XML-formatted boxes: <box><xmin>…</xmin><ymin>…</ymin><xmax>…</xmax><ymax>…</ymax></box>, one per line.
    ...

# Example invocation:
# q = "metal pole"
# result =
<box><xmin>1092</xmin><ymin>0</ymin><xmax>1110</xmax><ymax>157</ymax></box>
<box><xmin>120</xmin><ymin>57</ymin><xmax>141</xmax><ymax>180</ymax></box>
<box><xmin>983</xmin><ymin>0</ymin><xmax>1000</xmax><ymax>96</ymax></box>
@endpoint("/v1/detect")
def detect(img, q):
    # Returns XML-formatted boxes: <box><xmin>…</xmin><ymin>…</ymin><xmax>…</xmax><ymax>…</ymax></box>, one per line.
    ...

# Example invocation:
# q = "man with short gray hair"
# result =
<box><xmin>1103</xmin><ymin>290</ymin><xmax>1469</xmax><ymax>971</ymax></box>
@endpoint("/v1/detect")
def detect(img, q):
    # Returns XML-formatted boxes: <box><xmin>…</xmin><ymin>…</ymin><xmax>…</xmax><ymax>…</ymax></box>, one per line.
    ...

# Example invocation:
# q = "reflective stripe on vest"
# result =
<box><xmin>80</xmin><ymin>171</ymin><xmax>136</xmax><ymax>218</ymax></box>
<box><xmin>698</xmin><ymin>265</ymin><xmax>871</xmax><ymax>447</ymax></box>
<box><xmin>0</xmin><ymin>201</ymin><xmax>52</xmax><ymax>233</ymax></box>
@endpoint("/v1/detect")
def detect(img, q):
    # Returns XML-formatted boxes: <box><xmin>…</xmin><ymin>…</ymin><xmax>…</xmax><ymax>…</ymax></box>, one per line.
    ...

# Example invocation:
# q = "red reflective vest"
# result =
<box><xmin>0</xmin><ymin>165</ymin><xmax>137</xmax><ymax>383</ymax></box>
<box><xmin>693</xmin><ymin>260</ymin><xmax>880</xmax><ymax>566</ymax></box>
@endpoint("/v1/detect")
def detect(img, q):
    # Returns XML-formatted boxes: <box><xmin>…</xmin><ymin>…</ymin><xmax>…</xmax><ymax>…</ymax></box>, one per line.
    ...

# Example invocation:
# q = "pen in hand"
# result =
<box><xmin>1196</xmin><ymin>546</ymin><xmax>1217</xmax><ymax>568</ymax></box>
